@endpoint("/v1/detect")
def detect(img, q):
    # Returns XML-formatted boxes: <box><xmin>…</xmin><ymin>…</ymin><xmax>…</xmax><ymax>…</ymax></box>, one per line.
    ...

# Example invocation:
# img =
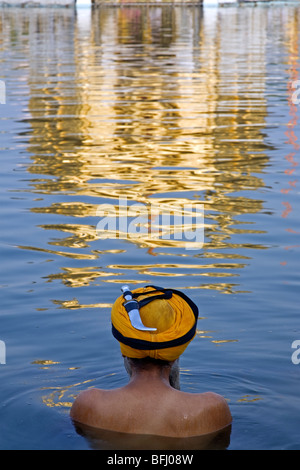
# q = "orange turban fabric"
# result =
<box><xmin>111</xmin><ymin>285</ymin><xmax>198</xmax><ymax>361</ymax></box>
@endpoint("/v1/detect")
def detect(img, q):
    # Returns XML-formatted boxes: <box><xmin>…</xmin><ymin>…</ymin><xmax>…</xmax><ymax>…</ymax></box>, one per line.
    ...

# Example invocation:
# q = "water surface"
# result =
<box><xmin>0</xmin><ymin>4</ymin><xmax>299</xmax><ymax>450</ymax></box>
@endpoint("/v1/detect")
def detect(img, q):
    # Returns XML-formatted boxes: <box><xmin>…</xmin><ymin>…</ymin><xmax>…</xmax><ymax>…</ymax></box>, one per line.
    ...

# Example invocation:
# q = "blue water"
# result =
<box><xmin>0</xmin><ymin>3</ymin><xmax>299</xmax><ymax>450</ymax></box>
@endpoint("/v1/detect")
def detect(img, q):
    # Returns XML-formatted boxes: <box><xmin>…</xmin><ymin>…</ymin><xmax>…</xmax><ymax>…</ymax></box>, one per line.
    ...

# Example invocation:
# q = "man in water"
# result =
<box><xmin>70</xmin><ymin>285</ymin><xmax>232</xmax><ymax>446</ymax></box>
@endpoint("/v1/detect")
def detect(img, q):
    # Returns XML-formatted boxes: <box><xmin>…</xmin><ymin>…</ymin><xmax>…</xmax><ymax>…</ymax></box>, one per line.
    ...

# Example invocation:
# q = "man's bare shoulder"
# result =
<box><xmin>195</xmin><ymin>390</ymin><xmax>230</xmax><ymax>407</ymax></box>
<box><xmin>70</xmin><ymin>388</ymin><xmax>107</xmax><ymax>425</ymax></box>
<box><xmin>187</xmin><ymin>391</ymin><xmax>232</xmax><ymax>433</ymax></box>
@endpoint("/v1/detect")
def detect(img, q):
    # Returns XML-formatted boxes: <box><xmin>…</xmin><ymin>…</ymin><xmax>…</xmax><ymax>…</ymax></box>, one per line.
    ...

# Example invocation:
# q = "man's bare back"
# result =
<box><xmin>70</xmin><ymin>361</ymin><xmax>232</xmax><ymax>439</ymax></box>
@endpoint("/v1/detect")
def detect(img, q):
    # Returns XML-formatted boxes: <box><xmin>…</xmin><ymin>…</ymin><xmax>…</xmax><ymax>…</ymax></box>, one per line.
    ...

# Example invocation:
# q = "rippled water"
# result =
<box><xmin>0</xmin><ymin>4</ymin><xmax>300</xmax><ymax>450</ymax></box>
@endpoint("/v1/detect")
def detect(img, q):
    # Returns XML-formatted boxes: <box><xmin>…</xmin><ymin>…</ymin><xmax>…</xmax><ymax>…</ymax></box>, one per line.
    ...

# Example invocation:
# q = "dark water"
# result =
<box><xmin>0</xmin><ymin>3</ymin><xmax>299</xmax><ymax>450</ymax></box>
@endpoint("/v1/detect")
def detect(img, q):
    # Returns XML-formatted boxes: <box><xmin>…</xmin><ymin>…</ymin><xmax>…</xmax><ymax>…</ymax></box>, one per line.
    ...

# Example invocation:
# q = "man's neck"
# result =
<box><xmin>128</xmin><ymin>365</ymin><xmax>173</xmax><ymax>388</ymax></box>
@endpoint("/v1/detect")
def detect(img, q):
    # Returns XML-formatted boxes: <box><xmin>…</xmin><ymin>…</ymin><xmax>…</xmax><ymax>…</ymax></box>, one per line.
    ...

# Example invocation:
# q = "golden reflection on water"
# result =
<box><xmin>52</xmin><ymin>298</ymin><xmax>113</xmax><ymax>309</ymax></box>
<box><xmin>237</xmin><ymin>395</ymin><xmax>262</xmax><ymax>403</ymax></box>
<box><xmin>32</xmin><ymin>359</ymin><xmax>60</xmax><ymax>368</ymax></box>
<box><xmin>2</xmin><ymin>6</ymin><xmax>297</xmax><ymax>294</ymax></box>
<box><xmin>41</xmin><ymin>379</ymin><xmax>96</xmax><ymax>409</ymax></box>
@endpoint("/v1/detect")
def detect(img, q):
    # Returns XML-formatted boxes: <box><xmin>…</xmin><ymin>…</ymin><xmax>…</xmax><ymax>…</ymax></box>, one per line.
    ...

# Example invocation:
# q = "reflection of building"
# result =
<box><xmin>279</xmin><ymin>10</ymin><xmax>300</xmax><ymax>267</ymax></box>
<box><xmin>282</xmin><ymin>11</ymin><xmax>299</xmax><ymax>210</ymax></box>
<box><xmin>0</xmin><ymin>0</ymin><xmax>75</xmax><ymax>5</ymax></box>
<box><xmin>92</xmin><ymin>0</ymin><xmax>202</xmax><ymax>4</ymax></box>
<box><xmin>73</xmin><ymin>6</ymin><xmax>270</xmax><ymax>251</ymax></box>
<box><xmin>2</xmin><ymin>6</ymin><xmax>288</xmax><ymax>292</ymax></box>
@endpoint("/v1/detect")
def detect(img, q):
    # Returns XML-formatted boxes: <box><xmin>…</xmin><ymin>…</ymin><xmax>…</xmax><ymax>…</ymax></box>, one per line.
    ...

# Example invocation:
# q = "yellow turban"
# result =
<box><xmin>111</xmin><ymin>285</ymin><xmax>198</xmax><ymax>361</ymax></box>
